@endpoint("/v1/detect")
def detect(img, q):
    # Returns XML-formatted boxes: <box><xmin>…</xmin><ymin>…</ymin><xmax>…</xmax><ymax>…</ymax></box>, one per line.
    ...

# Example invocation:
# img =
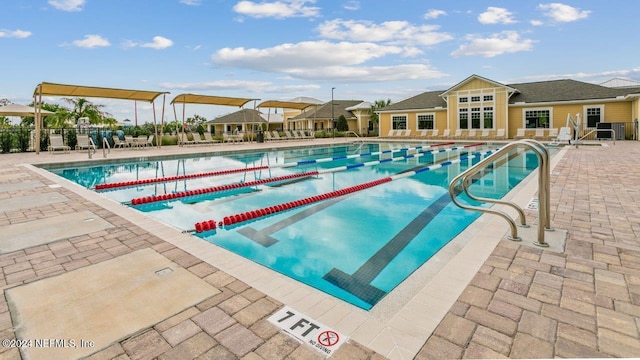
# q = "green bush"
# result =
<box><xmin>67</xmin><ymin>129</ymin><xmax>77</xmax><ymax>149</ymax></box>
<box><xmin>16</xmin><ymin>127</ymin><xmax>31</xmax><ymax>152</ymax></box>
<box><xmin>0</xmin><ymin>131</ymin><xmax>12</xmax><ymax>153</ymax></box>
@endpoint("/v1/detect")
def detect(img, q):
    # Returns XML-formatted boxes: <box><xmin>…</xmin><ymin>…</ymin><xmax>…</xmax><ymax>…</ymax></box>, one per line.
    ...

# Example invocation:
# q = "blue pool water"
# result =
<box><xmin>46</xmin><ymin>142</ymin><xmax>543</xmax><ymax>310</ymax></box>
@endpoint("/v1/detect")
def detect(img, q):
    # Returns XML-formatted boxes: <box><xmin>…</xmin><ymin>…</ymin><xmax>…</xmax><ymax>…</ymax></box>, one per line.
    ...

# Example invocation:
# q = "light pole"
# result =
<box><xmin>331</xmin><ymin>87</ymin><xmax>335</xmax><ymax>138</ymax></box>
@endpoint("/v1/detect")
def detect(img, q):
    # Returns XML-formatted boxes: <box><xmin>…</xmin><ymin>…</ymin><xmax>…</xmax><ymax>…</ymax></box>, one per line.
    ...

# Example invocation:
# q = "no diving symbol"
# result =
<box><xmin>317</xmin><ymin>330</ymin><xmax>339</xmax><ymax>347</ymax></box>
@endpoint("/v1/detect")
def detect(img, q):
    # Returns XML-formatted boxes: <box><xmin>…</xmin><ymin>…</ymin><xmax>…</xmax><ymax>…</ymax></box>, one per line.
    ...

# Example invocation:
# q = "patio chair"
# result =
<box><xmin>427</xmin><ymin>129</ymin><xmax>439</xmax><ymax>139</ymax></box>
<box><xmin>203</xmin><ymin>132</ymin><xmax>220</xmax><ymax>144</ymax></box>
<box><xmin>466</xmin><ymin>129</ymin><xmax>477</xmax><ymax>139</ymax></box>
<box><xmin>438</xmin><ymin>129</ymin><xmax>450</xmax><ymax>139</ymax></box>
<box><xmin>75</xmin><ymin>134</ymin><xmax>96</xmax><ymax>150</ymax></box>
<box><xmin>271</xmin><ymin>131</ymin><xmax>284</xmax><ymax>141</ymax></box>
<box><xmin>146</xmin><ymin>135</ymin><xmax>154</xmax><ymax>147</ymax></box>
<box><xmin>134</xmin><ymin>135</ymin><xmax>148</xmax><ymax>148</ymax></box>
<box><xmin>112</xmin><ymin>135</ymin><xmax>126</xmax><ymax>148</ymax></box>
<box><xmin>48</xmin><ymin>134</ymin><xmax>70</xmax><ymax>153</ymax></box>
<box><xmin>546</xmin><ymin>128</ymin><xmax>558</xmax><ymax>141</ymax></box>
<box><xmin>191</xmin><ymin>133</ymin><xmax>206</xmax><ymax>145</ymax></box>
<box><xmin>284</xmin><ymin>130</ymin><xmax>297</xmax><ymax>140</ymax></box>
<box><xmin>452</xmin><ymin>129</ymin><xmax>464</xmax><ymax>140</ymax></box>
<box><xmin>494</xmin><ymin>129</ymin><xmax>506</xmax><ymax>140</ymax></box>
<box><xmin>416</xmin><ymin>130</ymin><xmax>428</xmax><ymax>138</ymax></box>
<box><xmin>178</xmin><ymin>132</ymin><xmax>195</xmax><ymax>146</ymax></box>
<box><xmin>479</xmin><ymin>129</ymin><xmax>490</xmax><ymax>141</ymax></box>
<box><xmin>533</xmin><ymin>128</ymin><xmax>545</xmax><ymax>140</ymax></box>
<box><xmin>514</xmin><ymin>128</ymin><xmax>527</xmax><ymax>139</ymax></box>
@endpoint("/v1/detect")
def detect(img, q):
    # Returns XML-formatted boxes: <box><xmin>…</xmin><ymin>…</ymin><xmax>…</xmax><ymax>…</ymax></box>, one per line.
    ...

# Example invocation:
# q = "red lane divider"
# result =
<box><xmin>130</xmin><ymin>171</ymin><xmax>319</xmax><ymax>206</ymax></box>
<box><xmin>194</xmin><ymin>177</ymin><xmax>393</xmax><ymax>233</ymax></box>
<box><xmin>95</xmin><ymin>165</ymin><xmax>271</xmax><ymax>190</ymax></box>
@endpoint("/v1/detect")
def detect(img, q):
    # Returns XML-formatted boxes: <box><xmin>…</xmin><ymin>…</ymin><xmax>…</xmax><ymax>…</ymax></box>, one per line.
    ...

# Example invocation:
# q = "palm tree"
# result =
<box><xmin>369</xmin><ymin>99</ymin><xmax>391</xmax><ymax>130</ymax></box>
<box><xmin>61</xmin><ymin>97</ymin><xmax>111</xmax><ymax>125</ymax></box>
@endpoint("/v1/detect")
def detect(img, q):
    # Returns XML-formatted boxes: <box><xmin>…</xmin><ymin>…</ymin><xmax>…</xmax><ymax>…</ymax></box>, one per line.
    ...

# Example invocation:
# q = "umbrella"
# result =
<box><xmin>0</xmin><ymin>103</ymin><xmax>54</xmax><ymax>117</ymax></box>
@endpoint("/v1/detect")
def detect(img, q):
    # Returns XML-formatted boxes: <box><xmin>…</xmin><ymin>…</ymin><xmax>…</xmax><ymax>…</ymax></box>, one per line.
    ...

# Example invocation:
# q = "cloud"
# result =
<box><xmin>478</xmin><ymin>7</ymin><xmax>516</xmax><ymax>24</ymax></box>
<box><xmin>343</xmin><ymin>0</ymin><xmax>360</xmax><ymax>11</ymax></box>
<box><xmin>141</xmin><ymin>36</ymin><xmax>174</xmax><ymax>50</ymax></box>
<box><xmin>210</xmin><ymin>40</ymin><xmax>446</xmax><ymax>82</ymax></box>
<box><xmin>538</xmin><ymin>3</ymin><xmax>590</xmax><ymax>23</ymax></box>
<box><xmin>451</xmin><ymin>31</ymin><xmax>534</xmax><ymax>58</ymax></box>
<box><xmin>48</xmin><ymin>0</ymin><xmax>85</xmax><ymax>11</ymax></box>
<box><xmin>530</xmin><ymin>20</ymin><xmax>543</xmax><ymax>26</ymax></box>
<box><xmin>232</xmin><ymin>0</ymin><xmax>320</xmax><ymax>19</ymax></box>
<box><xmin>520</xmin><ymin>67</ymin><xmax>640</xmax><ymax>82</ymax></box>
<box><xmin>317</xmin><ymin>19</ymin><xmax>452</xmax><ymax>47</ymax></box>
<box><xmin>180</xmin><ymin>0</ymin><xmax>201</xmax><ymax>5</ymax></box>
<box><xmin>424</xmin><ymin>9</ymin><xmax>446</xmax><ymax>20</ymax></box>
<box><xmin>0</xmin><ymin>29</ymin><xmax>32</xmax><ymax>38</ymax></box>
<box><xmin>159</xmin><ymin>79</ymin><xmax>272</xmax><ymax>91</ymax></box>
<box><xmin>72</xmin><ymin>34</ymin><xmax>110</xmax><ymax>48</ymax></box>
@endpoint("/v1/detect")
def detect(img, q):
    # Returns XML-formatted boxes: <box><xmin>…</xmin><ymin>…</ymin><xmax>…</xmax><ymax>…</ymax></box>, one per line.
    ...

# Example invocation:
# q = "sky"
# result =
<box><xmin>1</xmin><ymin>0</ymin><xmax>639</xmax><ymax>123</ymax></box>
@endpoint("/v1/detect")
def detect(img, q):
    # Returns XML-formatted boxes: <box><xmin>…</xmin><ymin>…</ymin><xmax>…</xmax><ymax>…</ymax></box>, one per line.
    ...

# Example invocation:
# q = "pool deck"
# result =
<box><xmin>0</xmin><ymin>138</ymin><xmax>638</xmax><ymax>359</ymax></box>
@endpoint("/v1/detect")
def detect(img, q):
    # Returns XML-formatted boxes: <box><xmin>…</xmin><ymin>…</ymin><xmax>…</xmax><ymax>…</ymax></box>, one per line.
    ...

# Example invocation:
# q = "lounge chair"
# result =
<box><xmin>203</xmin><ymin>132</ymin><xmax>220</xmax><ymax>144</ymax></box>
<box><xmin>452</xmin><ymin>129</ymin><xmax>464</xmax><ymax>140</ymax></box>
<box><xmin>284</xmin><ymin>130</ymin><xmax>297</xmax><ymax>140</ymax></box>
<box><xmin>178</xmin><ymin>132</ymin><xmax>195</xmax><ymax>146</ymax></box>
<box><xmin>134</xmin><ymin>135</ymin><xmax>148</xmax><ymax>148</ymax></box>
<box><xmin>514</xmin><ymin>128</ymin><xmax>527</xmax><ymax>139</ymax></box>
<box><xmin>385</xmin><ymin>130</ymin><xmax>397</xmax><ymax>137</ymax></box>
<box><xmin>466</xmin><ymin>129</ymin><xmax>477</xmax><ymax>139</ymax></box>
<box><xmin>75</xmin><ymin>134</ymin><xmax>96</xmax><ymax>150</ymax></box>
<box><xmin>191</xmin><ymin>133</ymin><xmax>206</xmax><ymax>145</ymax></box>
<box><xmin>124</xmin><ymin>135</ymin><xmax>135</xmax><ymax>148</ymax></box>
<box><xmin>401</xmin><ymin>130</ymin><xmax>412</xmax><ymax>137</ymax></box>
<box><xmin>438</xmin><ymin>129</ymin><xmax>451</xmax><ymax>139</ymax></box>
<box><xmin>427</xmin><ymin>129</ymin><xmax>439</xmax><ymax>139</ymax></box>
<box><xmin>533</xmin><ymin>128</ymin><xmax>545</xmax><ymax>140</ymax></box>
<box><xmin>265</xmin><ymin>131</ymin><xmax>273</xmax><ymax>141</ymax></box>
<box><xmin>479</xmin><ymin>129</ymin><xmax>490</xmax><ymax>141</ymax></box>
<box><xmin>546</xmin><ymin>128</ymin><xmax>558</xmax><ymax>141</ymax></box>
<box><xmin>416</xmin><ymin>130</ymin><xmax>428</xmax><ymax>138</ymax></box>
<box><xmin>271</xmin><ymin>131</ymin><xmax>284</xmax><ymax>141</ymax></box>
<box><xmin>297</xmin><ymin>130</ymin><xmax>311</xmax><ymax>139</ymax></box>
<box><xmin>48</xmin><ymin>134</ymin><xmax>70</xmax><ymax>153</ymax></box>
<box><xmin>112</xmin><ymin>135</ymin><xmax>126</xmax><ymax>148</ymax></box>
<box><xmin>494</xmin><ymin>129</ymin><xmax>506</xmax><ymax>140</ymax></box>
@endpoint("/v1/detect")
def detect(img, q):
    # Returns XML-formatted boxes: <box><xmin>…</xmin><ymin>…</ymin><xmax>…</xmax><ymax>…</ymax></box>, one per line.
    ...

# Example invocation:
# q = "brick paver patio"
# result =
<box><xmin>0</xmin><ymin>140</ymin><xmax>639</xmax><ymax>359</ymax></box>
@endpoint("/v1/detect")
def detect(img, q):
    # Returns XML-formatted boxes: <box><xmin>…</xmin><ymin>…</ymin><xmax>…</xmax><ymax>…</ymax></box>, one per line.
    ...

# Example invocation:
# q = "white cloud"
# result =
<box><xmin>48</xmin><ymin>0</ymin><xmax>85</xmax><ymax>12</ymax></box>
<box><xmin>232</xmin><ymin>0</ymin><xmax>320</xmax><ymax>19</ymax></box>
<box><xmin>451</xmin><ymin>31</ymin><xmax>534</xmax><ymax>58</ymax></box>
<box><xmin>538</xmin><ymin>3</ymin><xmax>590</xmax><ymax>23</ymax></box>
<box><xmin>0</xmin><ymin>29</ymin><xmax>32</xmax><ymax>38</ymax></box>
<box><xmin>141</xmin><ymin>36</ymin><xmax>174</xmax><ymax>50</ymax></box>
<box><xmin>159</xmin><ymin>80</ymin><xmax>272</xmax><ymax>91</ymax></box>
<box><xmin>211</xmin><ymin>40</ymin><xmax>446</xmax><ymax>82</ymax></box>
<box><xmin>72</xmin><ymin>34</ymin><xmax>110</xmax><ymax>48</ymax></box>
<box><xmin>317</xmin><ymin>19</ymin><xmax>452</xmax><ymax>47</ymax></box>
<box><xmin>521</xmin><ymin>67</ymin><xmax>640</xmax><ymax>82</ymax></box>
<box><xmin>530</xmin><ymin>20</ymin><xmax>543</xmax><ymax>26</ymax></box>
<box><xmin>478</xmin><ymin>7</ymin><xmax>516</xmax><ymax>24</ymax></box>
<box><xmin>343</xmin><ymin>0</ymin><xmax>360</xmax><ymax>11</ymax></box>
<box><xmin>424</xmin><ymin>9</ymin><xmax>446</xmax><ymax>20</ymax></box>
<box><xmin>180</xmin><ymin>0</ymin><xmax>201</xmax><ymax>5</ymax></box>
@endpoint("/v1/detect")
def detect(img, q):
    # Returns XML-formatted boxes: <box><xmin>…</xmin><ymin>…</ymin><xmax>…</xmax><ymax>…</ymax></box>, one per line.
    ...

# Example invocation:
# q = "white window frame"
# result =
<box><xmin>416</xmin><ymin>112</ymin><xmax>435</xmax><ymax>130</ymax></box>
<box><xmin>392</xmin><ymin>114</ymin><xmax>408</xmax><ymax>130</ymax></box>
<box><xmin>583</xmin><ymin>105</ymin><xmax>604</xmax><ymax>129</ymax></box>
<box><xmin>522</xmin><ymin>107</ymin><xmax>553</xmax><ymax>129</ymax></box>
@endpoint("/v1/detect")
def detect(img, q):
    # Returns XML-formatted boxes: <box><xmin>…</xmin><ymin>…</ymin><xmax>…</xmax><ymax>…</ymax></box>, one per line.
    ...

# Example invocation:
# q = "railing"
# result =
<box><xmin>345</xmin><ymin>131</ymin><xmax>364</xmax><ymax>143</ymax></box>
<box><xmin>448</xmin><ymin>139</ymin><xmax>552</xmax><ymax>246</ymax></box>
<box><xmin>575</xmin><ymin>128</ymin><xmax>615</xmax><ymax>146</ymax></box>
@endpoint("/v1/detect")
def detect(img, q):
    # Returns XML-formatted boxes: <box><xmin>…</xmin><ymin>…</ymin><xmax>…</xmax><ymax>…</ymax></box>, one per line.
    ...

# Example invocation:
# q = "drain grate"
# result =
<box><xmin>155</xmin><ymin>267</ymin><xmax>173</xmax><ymax>276</ymax></box>
<box><xmin>526</xmin><ymin>197</ymin><xmax>539</xmax><ymax>210</ymax></box>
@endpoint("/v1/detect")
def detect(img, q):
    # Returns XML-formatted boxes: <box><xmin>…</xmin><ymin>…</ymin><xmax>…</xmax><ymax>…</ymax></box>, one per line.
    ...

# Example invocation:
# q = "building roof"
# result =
<box><xmin>289</xmin><ymin>100</ymin><xmax>363</xmax><ymax>120</ymax></box>
<box><xmin>380</xmin><ymin>77</ymin><xmax>640</xmax><ymax>112</ymax></box>
<box><xmin>600</xmin><ymin>78</ymin><xmax>640</xmax><ymax>88</ymax></box>
<box><xmin>345</xmin><ymin>101</ymin><xmax>372</xmax><ymax>111</ymax></box>
<box><xmin>206</xmin><ymin>108</ymin><xmax>267</xmax><ymax>124</ymax></box>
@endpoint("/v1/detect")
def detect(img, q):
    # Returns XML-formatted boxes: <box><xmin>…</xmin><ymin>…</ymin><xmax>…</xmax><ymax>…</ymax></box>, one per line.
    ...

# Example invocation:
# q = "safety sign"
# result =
<box><xmin>268</xmin><ymin>306</ymin><xmax>347</xmax><ymax>357</ymax></box>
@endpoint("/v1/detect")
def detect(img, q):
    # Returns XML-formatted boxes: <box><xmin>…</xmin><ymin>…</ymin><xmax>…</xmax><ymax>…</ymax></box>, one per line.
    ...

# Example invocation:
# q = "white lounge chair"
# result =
<box><xmin>438</xmin><ymin>129</ymin><xmax>451</xmax><ymax>139</ymax></box>
<box><xmin>203</xmin><ymin>132</ymin><xmax>220</xmax><ymax>144</ymax></box>
<box><xmin>546</xmin><ymin>128</ymin><xmax>558</xmax><ymax>141</ymax></box>
<box><xmin>75</xmin><ymin>134</ymin><xmax>96</xmax><ymax>150</ymax></box>
<box><xmin>452</xmin><ymin>129</ymin><xmax>464</xmax><ymax>140</ymax></box>
<box><xmin>112</xmin><ymin>135</ymin><xmax>126</xmax><ymax>148</ymax></box>
<box><xmin>494</xmin><ymin>129</ymin><xmax>506</xmax><ymax>140</ymax></box>
<box><xmin>178</xmin><ymin>132</ymin><xmax>195</xmax><ymax>146</ymax></box>
<box><xmin>514</xmin><ymin>128</ymin><xmax>527</xmax><ymax>139</ymax></box>
<box><xmin>479</xmin><ymin>129</ymin><xmax>490</xmax><ymax>141</ymax></box>
<box><xmin>48</xmin><ymin>134</ymin><xmax>70</xmax><ymax>153</ymax></box>
<box><xmin>124</xmin><ymin>135</ymin><xmax>135</xmax><ymax>147</ymax></box>
<box><xmin>533</xmin><ymin>128</ymin><xmax>545</xmax><ymax>140</ymax></box>
<box><xmin>427</xmin><ymin>129</ymin><xmax>439</xmax><ymax>139</ymax></box>
<box><xmin>271</xmin><ymin>131</ymin><xmax>284</xmax><ymax>141</ymax></box>
<box><xmin>466</xmin><ymin>129</ymin><xmax>477</xmax><ymax>139</ymax></box>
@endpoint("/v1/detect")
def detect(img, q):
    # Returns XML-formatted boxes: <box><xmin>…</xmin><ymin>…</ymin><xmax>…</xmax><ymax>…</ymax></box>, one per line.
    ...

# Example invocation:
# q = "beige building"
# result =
<box><xmin>378</xmin><ymin>74</ymin><xmax>640</xmax><ymax>140</ymax></box>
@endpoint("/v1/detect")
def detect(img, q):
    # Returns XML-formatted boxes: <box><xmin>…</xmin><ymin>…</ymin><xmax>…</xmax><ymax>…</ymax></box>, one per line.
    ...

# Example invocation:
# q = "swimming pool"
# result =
<box><xmin>47</xmin><ymin>142</ymin><xmax>542</xmax><ymax>310</ymax></box>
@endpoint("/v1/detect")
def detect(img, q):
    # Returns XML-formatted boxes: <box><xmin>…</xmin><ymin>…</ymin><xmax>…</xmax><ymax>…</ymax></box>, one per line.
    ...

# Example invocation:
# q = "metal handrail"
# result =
<box><xmin>575</xmin><ymin>128</ymin><xmax>615</xmax><ymax>146</ymax></box>
<box><xmin>345</xmin><ymin>131</ymin><xmax>364</xmax><ymax>143</ymax></box>
<box><xmin>102</xmin><ymin>137</ymin><xmax>110</xmax><ymax>158</ymax></box>
<box><xmin>448</xmin><ymin>139</ymin><xmax>551</xmax><ymax>246</ymax></box>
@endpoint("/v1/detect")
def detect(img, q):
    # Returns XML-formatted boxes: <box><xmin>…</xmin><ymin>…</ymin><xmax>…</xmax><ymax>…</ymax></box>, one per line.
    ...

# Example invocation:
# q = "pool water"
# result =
<box><xmin>48</xmin><ymin>142</ymin><xmax>542</xmax><ymax>309</ymax></box>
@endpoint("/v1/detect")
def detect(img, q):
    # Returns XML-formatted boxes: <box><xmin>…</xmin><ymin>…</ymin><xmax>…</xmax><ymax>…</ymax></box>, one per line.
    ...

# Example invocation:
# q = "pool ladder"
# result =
<box><xmin>448</xmin><ymin>139</ymin><xmax>552</xmax><ymax>247</ymax></box>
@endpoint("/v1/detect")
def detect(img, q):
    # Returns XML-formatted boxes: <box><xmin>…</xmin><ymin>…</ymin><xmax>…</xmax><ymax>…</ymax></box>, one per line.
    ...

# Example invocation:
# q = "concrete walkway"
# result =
<box><xmin>0</xmin><ymin>140</ymin><xmax>638</xmax><ymax>359</ymax></box>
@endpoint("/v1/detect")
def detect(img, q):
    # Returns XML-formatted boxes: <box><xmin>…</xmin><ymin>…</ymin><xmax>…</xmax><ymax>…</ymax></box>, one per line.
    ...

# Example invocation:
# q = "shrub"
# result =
<box><xmin>0</xmin><ymin>131</ymin><xmax>12</xmax><ymax>153</ymax></box>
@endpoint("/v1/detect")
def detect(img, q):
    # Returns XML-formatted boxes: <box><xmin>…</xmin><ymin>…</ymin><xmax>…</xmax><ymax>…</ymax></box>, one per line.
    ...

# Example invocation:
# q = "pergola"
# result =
<box><xmin>257</xmin><ymin>100</ymin><xmax>318</xmax><ymax>131</ymax></box>
<box><xmin>169</xmin><ymin>94</ymin><xmax>258</xmax><ymax>144</ymax></box>
<box><xmin>33</xmin><ymin>82</ymin><xmax>168</xmax><ymax>154</ymax></box>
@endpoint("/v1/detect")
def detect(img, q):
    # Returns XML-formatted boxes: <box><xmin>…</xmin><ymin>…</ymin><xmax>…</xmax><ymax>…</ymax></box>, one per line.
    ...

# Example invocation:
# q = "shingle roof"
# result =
<box><xmin>379</xmin><ymin>77</ymin><xmax>640</xmax><ymax>112</ymax></box>
<box><xmin>289</xmin><ymin>100</ymin><xmax>363</xmax><ymax>120</ymax></box>
<box><xmin>206</xmin><ymin>108</ymin><xmax>266</xmax><ymax>124</ymax></box>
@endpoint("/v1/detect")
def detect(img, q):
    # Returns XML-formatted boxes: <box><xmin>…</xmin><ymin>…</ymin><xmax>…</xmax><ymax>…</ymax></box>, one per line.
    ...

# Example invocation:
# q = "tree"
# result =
<box><xmin>21</xmin><ymin>102</ymin><xmax>69</xmax><ymax>128</ymax></box>
<box><xmin>369</xmin><ymin>98</ymin><xmax>391</xmax><ymax>130</ymax></box>
<box><xmin>336</xmin><ymin>114</ymin><xmax>348</xmax><ymax>131</ymax></box>
<box><xmin>61</xmin><ymin>97</ymin><xmax>111</xmax><ymax>125</ymax></box>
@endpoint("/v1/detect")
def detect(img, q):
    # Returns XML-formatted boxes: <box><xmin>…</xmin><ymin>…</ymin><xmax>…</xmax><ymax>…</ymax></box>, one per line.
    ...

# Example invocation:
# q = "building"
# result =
<box><xmin>286</xmin><ymin>100</ymin><xmax>372</xmax><ymax>135</ymax></box>
<box><xmin>206</xmin><ymin>108</ymin><xmax>282</xmax><ymax>134</ymax></box>
<box><xmin>378</xmin><ymin>74</ymin><xmax>640</xmax><ymax>140</ymax></box>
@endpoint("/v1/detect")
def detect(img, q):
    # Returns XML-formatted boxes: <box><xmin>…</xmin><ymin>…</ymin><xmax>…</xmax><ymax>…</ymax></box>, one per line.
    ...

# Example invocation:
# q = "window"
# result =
<box><xmin>524</xmin><ymin>109</ymin><xmax>550</xmax><ymax>128</ymax></box>
<box><xmin>392</xmin><ymin>115</ymin><xmax>407</xmax><ymax>130</ymax></box>
<box><xmin>483</xmin><ymin>95</ymin><xmax>493</xmax><ymax>102</ymax></box>
<box><xmin>471</xmin><ymin>107</ymin><xmax>481</xmax><ymax>129</ymax></box>
<box><xmin>471</xmin><ymin>96</ymin><xmax>481</xmax><ymax>102</ymax></box>
<box><xmin>417</xmin><ymin>114</ymin><xmax>435</xmax><ymax>130</ymax></box>
<box><xmin>484</xmin><ymin>107</ymin><xmax>494</xmax><ymax>129</ymax></box>
<box><xmin>586</xmin><ymin>106</ymin><xmax>602</xmax><ymax>128</ymax></box>
<box><xmin>459</xmin><ymin>97</ymin><xmax>468</xmax><ymax>103</ymax></box>
<box><xmin>459</xmin><ymin>108</ymin><xmax>468</xmax><ymax>129</ymax></box>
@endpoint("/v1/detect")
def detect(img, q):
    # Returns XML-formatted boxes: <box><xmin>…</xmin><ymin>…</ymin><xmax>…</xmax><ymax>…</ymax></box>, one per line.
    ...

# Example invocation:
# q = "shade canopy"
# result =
<box><xmin>257</xmin><ymin>100</ymin><xmax>318</xmax><ymax>110</ymax></box>
<box><xmin>0</xmin><ymin>103</ymin><xmax>53</xmax><ymax>117</ymax></box>
<box><xmin>170</xmin><ymin>94</ymin><xmax>256</xmax><ymax>107</ymax></box>
<box><xmin>34</xmin><ymin>82</ymin><xmax>168</xmax><ymax>102</ymax></box>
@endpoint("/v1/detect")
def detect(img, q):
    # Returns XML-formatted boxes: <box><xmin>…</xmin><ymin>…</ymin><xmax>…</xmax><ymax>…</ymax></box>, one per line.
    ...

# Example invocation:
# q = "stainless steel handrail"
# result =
<box><xmin>575</xmin><ymin>128</ymin><xmax>615</xmax><ymax>146</ymax></box>
<box><xmin>102</xmin><ymin>137</ymin><xmax>110</xmax><ymax>158</ymax></box>
<box><xmin>448</xmin><ymin>139</ymin><xmax>551</xmax><ymax>246</ymax></box>
<box><xmin>346</xmin><ymin>131</ymin><xmax>364</xmax><ymax>143</ymax></box>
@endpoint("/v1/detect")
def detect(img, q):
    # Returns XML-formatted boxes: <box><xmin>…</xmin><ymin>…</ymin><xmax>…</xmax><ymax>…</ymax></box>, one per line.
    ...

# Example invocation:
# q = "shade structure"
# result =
<box><xmin>170</xmin><ymin>94</ymin><xmax>256</xmax><ymax>107</ymax></box>
<box><xmin>34</xmin><ymin>82</ymin><xmax>168</xmax><ymax>102</ymax></box>
<box><xmin>32</xmin><ymin>82</ymin><xmax>169</xmax><ymax>154</ymax></box>
<box><xmin>0</xmin><ymin>104</ymin><xmax>53</xmax><ymax>117</ymax></box>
